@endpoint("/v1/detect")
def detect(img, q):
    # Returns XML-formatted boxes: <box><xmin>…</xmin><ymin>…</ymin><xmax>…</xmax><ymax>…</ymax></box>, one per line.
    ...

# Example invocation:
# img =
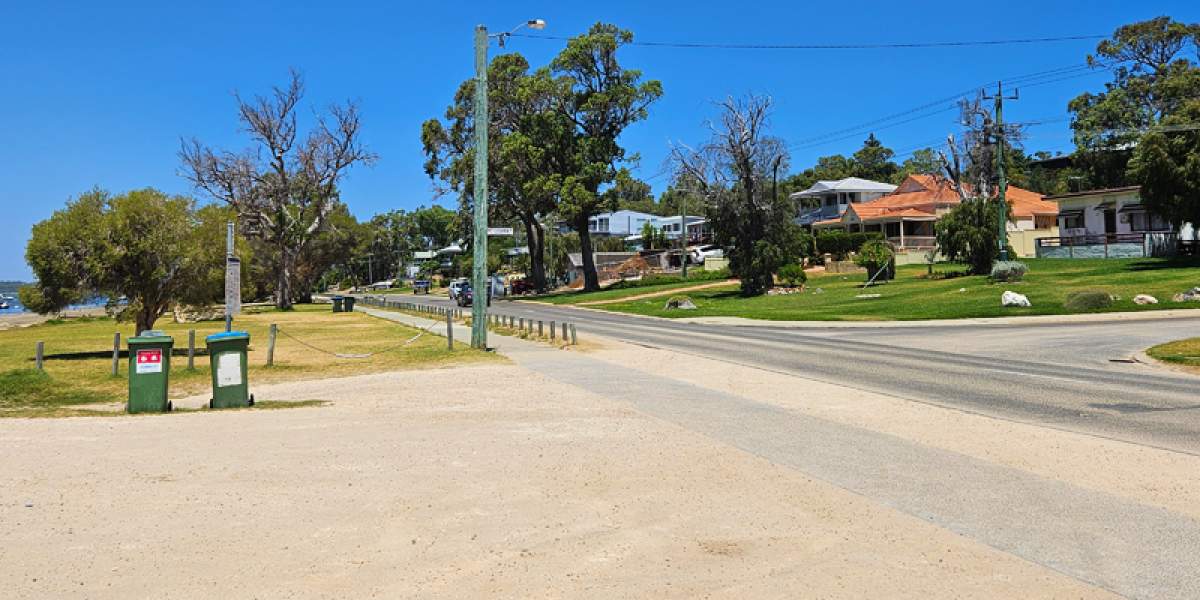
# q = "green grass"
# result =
<box><xmin>0</xmin><ymin>304</ymin><xmax>496</xmax><ymax>417</ymax></box>
<box><xmin>527</xmin><ymin>270</ymin><xmax>737</xmax><ymax>305</ymax></box>
<box><xmin>590</xmin><ymin>257</ymin><xmax>1200</xmax><ymax>321</ymax></box>
<box><xmin>1146</xmin><ymin>338</ymin><xmax>1200</xmax><ymax>369</ymax></box>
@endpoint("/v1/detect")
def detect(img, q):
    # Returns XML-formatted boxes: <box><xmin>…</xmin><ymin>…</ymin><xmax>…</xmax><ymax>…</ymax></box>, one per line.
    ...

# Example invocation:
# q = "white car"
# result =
<box><xmin>447</xmin><ymin>278</ymin><xmax>468</xmax><ymax>300</ymax></box>
<box><xmin>689</xmin><ymin>244</ymin><xmax>724</xmax><ymax>264</ymax></box>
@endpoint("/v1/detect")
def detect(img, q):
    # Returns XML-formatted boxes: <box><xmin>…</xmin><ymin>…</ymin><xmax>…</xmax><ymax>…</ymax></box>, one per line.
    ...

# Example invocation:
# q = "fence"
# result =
<box><xmin>353</xmin><ymin>295</ymin><xmax>578</xmax><ymax>345</ymax></box>
<box><xmin>1035</xmin><ymin>232</ymin><xmax>1178</xmax><ymax>259</ymax></box>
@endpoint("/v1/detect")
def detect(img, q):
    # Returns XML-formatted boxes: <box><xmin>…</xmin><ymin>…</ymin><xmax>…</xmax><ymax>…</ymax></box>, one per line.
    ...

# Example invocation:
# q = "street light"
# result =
<box><xmin>472</xmin><ymin>18</ymin><xmax>546</xmax><ymax>349</ymax></box>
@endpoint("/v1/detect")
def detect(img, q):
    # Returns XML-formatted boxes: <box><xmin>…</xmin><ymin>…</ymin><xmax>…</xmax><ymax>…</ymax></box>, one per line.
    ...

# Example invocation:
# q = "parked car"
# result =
<box><xmin>447</xmin><ymin>278</ymin><xmax>468</xmax><ymax>300</ymax></box>
<box><xmin>689</xmin><ymin>244</ymin><xmax>724</xmax><ymax>264</ymax></box>
<box><xmin>510</xmin><ymin>278</ymin><xmax>535</xmax><ymax>295</ymax></box>
<box><xmin>456</xmin><ymin>284</ymin><xmax>492</xmax><ymax>307</ymax></box>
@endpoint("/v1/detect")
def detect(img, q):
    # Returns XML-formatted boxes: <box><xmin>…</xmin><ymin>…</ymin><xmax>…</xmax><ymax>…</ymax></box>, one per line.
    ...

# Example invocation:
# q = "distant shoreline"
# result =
<box><xmin>0</xmin><ymin>307</ymin><xmax>107</xmax><ymax>329</ymax></box>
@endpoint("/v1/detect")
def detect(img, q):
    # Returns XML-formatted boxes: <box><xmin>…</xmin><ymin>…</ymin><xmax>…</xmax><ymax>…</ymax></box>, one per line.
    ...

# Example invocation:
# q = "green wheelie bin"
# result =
<box><xmin>127</xmin><ymin>331</ymin><xmax>174</xmax><ymax>413</ymax></box>
<box><xmin>205</xmin><ymin>331</ymin><xmax>254</xmax><ymax>409</ymax></box>
<box><xmin>343</xmin><ymin>296</ymin><xmax>356</xmax><ymax>312</ymax></box>
<box><xmin>331</xmin><ymin>296</ymin><xmax>345</xmax><ymax>313</ymax></box>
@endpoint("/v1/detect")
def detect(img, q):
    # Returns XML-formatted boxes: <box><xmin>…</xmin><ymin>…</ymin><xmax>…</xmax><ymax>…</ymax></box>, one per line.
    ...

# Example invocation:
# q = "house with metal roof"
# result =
<box><xmin>791</xmin><ymin>177</ymin><xmax>898</xmax><ymax>227</ymax></box>
<box><xmin>1036</xmin><ymin>186</ymin><xmax>1193</xmax><ymax>258</ymax></box>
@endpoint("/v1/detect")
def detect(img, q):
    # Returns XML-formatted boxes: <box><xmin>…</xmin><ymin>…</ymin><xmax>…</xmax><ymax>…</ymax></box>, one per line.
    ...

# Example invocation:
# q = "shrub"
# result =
<box><xmin>815</xmin><ymin>230</ymin><xmax>884</xmax><ymax>261</ymax></box>
<box><xmin>776</xmin><ymin>264</ymin><xmax>807</xmax><ymax>287</ymax></box>
<box><xmin>989</xmin><ymin>261</ymin><xmax>1029</xmax><ymax>282</ymax></box>
<box><xmin>1064</xmin><ymin>290</ymin><xmax>1115</xmax><ymax>311</ymax></box>
<box><xmin>854</xmin><ymin>240</ymin><xmax>895</xmax><ymax>280</ymax></box>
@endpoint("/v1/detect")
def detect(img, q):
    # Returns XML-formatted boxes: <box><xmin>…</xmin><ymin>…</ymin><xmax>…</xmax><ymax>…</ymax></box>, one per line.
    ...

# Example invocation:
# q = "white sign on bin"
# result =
<box><xmin>135</xmin><ymin>349</ymin><xmax>163</xmax><ymax>374</ymax></box>
<box><xmin>216</xmin><ymin>352</ymin><xmax>242</xmax><ymax>387</ymax></box>
<box><xmin>486</xmin><ymin>227</ymin><xmax>514</xmax><ymax>236</ymax></box>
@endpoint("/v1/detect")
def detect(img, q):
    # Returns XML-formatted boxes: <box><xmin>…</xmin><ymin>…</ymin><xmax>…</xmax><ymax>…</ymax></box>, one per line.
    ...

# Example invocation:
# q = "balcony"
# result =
<box><xmin>887</xmin><ymin>236</ymin><xmax>937</xmax><ymax>249</ymax></box>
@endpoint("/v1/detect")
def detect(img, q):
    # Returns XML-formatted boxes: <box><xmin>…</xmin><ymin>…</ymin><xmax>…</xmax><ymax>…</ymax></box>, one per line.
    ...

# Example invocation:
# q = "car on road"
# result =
<box><xmin>448</xmin><ymin>278</ymin><xmax>468</xmax><ymax>300</ymax></box>
<box><xmin>689</xmin><ymin>244</ymin><xmax>724</xmax><ymax>264</ymax></box>
<box><xmin>456</xmin><ymin>284</ymin><xmax>492</xmax><ymax>307</ymax></box>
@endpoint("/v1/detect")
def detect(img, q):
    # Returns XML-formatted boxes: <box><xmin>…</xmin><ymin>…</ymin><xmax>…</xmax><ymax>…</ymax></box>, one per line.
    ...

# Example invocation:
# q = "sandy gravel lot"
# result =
<box><xmin>0</xmin><ymin>356</ymin><xmax>1116</xmax><ymax>599</ymax></box>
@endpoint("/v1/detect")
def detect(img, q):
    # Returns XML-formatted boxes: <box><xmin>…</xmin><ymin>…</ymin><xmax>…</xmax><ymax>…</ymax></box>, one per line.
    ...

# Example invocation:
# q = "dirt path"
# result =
<box><xmin>7</xmin><ymin>319</ymin><xmax>1197</xmax><ymax>597</ymax></box>
<box><xmin>576</xmin><ymin>279</ymin><xmax>738</xmax><ymax>306</ymax></box>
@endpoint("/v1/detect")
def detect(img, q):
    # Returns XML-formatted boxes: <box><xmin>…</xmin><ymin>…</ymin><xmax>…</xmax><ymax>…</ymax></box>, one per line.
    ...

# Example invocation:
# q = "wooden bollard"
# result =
<box><xmin>519</xmin><ymin>317</ymin><xmax>524</xmax><ymax>331</ymax></box>
<box><xmin>538</xmin><ymin>320</ymin><xmax>544</xmax><ymax>337</ymax></box>
<box><xmin>267</xmin><ymin>324</ymin><xmax>278</xmax><ymax>366</ymax></box>
<box><xmin>570</xmin><ymin>324</ymin><xmax>577</xmax><ymax>345</ymax></box>
<box><xmin>446</xmin><ymin>312</ymin><xmax>453</xmax><ymax>350</ymax></box>
<box><xmin>561</xmin><ymin>322</ymin><xmax>568</xmax><ymax>341</ymax></box>
<box><xmin>187</xmin><ymin>330</ymin><xmax>196</xmax><ymax>370</ymax></box>
<box><xmin>35</xmin><ymin>341</ymin><xmax>44</xmax><ymax>370</ymax></box>
<box><xmin>550</xmin><ymin>321</ymin><xmax>556</xmax><ymax>341</ymax></box>
<box><xmin>112</xmin><ymin>332</ymin><xmax>121</xmax><ymax>376</ymax></box>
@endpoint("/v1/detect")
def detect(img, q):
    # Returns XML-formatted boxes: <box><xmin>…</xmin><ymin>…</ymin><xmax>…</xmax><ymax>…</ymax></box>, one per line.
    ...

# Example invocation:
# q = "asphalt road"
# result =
<box><xmin>376</xmin><ymin>293</ymin><xmax>1200</xmax><ymax>455</ymax></box>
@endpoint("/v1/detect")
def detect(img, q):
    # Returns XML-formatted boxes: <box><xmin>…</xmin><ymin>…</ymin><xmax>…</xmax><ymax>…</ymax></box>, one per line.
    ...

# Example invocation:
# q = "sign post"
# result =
<box><xmin>224</xmin><ymin>222</ymin><xmax>240</xmax><ymax>332</ymax></box>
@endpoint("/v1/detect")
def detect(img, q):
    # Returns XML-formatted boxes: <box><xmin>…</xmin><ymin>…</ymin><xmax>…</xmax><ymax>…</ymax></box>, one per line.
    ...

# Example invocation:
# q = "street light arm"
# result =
<box><xmin>489</xmin><ymin>19</ymin><xmax>547</xmax><ymax>47</ymax></box>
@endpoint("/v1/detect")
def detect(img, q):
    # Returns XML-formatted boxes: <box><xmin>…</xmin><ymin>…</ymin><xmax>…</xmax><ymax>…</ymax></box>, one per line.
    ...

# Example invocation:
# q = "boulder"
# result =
<box><xmin>664</xmin><ymin>296</ymin><xmax>698</xmax><ymax>310</ymax></box>
<box><xmin>1173</xmin><ymin>287</ymin><xmax>1200</xmax><ymax>302</ymax></box>
<box><xmin>1133</xmin><ymin>294</ymin><xmax>1159</xmax><ymax>305</ymax></box>
<box><xmin>1001</xmin><ymin>290</ymin><xmax>1031</xmax><ymax>308</ymax></box>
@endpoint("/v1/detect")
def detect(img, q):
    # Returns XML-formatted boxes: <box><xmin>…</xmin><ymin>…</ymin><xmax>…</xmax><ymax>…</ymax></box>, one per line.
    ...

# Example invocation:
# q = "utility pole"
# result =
<box><xmin>471</xmin><ymin>24</ymin><xmax>489</xmax><ymax>349</ymax></box>
<box><xmin>984</xmin><ymin>81</ymin><xmax>1019</xmax><ymax>262</ymax></box>
<box><xmin>470</xmin><ymin>19</ymin><xmax>546</xmax><ymax>348</ymax></box>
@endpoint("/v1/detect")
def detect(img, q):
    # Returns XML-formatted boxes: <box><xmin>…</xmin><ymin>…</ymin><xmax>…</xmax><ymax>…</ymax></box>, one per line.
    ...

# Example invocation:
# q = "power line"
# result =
<box><xmin>510</xmin><ymin>33</ymin><xmax>1106</xmax><ymax>50</ymax></box>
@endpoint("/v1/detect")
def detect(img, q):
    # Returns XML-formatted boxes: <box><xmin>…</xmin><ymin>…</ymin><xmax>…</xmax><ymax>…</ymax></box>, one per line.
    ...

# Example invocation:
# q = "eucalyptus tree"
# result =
<box><xmin>180</xmin><ymin>70</ymin><xmax>376</xmax><ymax>309</ymax></box>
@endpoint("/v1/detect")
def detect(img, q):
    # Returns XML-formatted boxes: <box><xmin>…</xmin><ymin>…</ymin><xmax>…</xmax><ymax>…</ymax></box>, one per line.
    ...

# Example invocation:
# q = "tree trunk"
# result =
<box><xmin>576</xmin><ymin>215</ymin><xmax>600</xmax><ymax>292</ymax></box>
<box><xmin>135</xmin><ymin>305</ymin><xmax>157</xmax><ymax>336</ymax></box>
<box><xmin>275</xmin><ymin>248</ymin><xmax>295</xmax><ymax>310</ymax></box>
<box><xmin>521</xmin><ymin>217</ymin><xmax>547</xmax><ymax>292</ymax></box>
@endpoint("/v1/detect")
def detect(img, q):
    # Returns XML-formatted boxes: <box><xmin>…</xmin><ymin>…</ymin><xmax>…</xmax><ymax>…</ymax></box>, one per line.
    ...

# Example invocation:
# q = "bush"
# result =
<box><xmin>854</xmin><ymin>240</ymin><xmax>895</xmax><ymax>280</ymax></box>
<box><xmin>1064</xmin><ymin>290</ymin><xmax>1115</xmax><ymax>311</ymax></box>
<box><xmin>989</xmin><ymin>261</ymin><xmax>1029</xmax><ymax>282</ymax></box>
<box><xmin>815</xmin><ymin>230</ymin><xmax>884</xmax><ymax>261</ymax></box>
<box><xmin>776</xmin><ymin>264</ymin><xmax>807</xmax><ymax>287</ymax></box>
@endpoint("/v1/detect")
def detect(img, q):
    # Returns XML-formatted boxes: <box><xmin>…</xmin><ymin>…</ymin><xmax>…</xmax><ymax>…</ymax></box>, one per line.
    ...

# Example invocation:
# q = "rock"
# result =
<box><xmin>855</xmin><ymin>293</ymin><xmax>882</xmax><ymax>299</ymax></box>
<box><xmin>1133</xmin><ymin>294</ymin><xmax>1158</xmax><ymax>305</ymax></box>
<box><xmin>767</xmin><ymin>287</ymin><xmax>801</xmax><ymax>296</ymax></box>
<box><xmin>664</xmin><ymin>296</ymin><xmax>697</xmax><ymax>310</ymax></box>
<box><xmin>812</xmin><ymin>287</ymin><xmax>824</xmax><ymax>294</ymax></box>
<box><xmin>1173</xmin><ymin>287</ymin><xmax>1200</xmax><ymax>302</ymax></box>
<box><xmin>1001</xmin><ymin>290</ymin><xmax>1031</xmax><ymax>307</ymax></box>
<box><xmin>958</xmin><ymin>288</ymin><xmax>967</xmax><ymax>293</ymax></box>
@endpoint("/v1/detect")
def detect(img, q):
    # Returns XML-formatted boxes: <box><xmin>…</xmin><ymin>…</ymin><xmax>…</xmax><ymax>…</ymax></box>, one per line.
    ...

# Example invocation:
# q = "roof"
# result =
<box><xmin>830</xmin><ymin>175</ymin><xmax>1056</xmax><ymax>224</ymax></box>
<box><xmin>790</xmin><ymin>177</ymin><xmax>897</xmax><ymax>198</ymax></box>
<box><xmin>1044</xmin><ymin>186</ymin><xmax>1141</xmax><ymax>201</ymax></box>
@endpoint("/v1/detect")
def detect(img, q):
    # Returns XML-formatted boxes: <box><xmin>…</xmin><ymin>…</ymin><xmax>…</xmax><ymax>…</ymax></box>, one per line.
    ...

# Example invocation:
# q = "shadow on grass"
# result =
<box><xmin>38</xmin><ymin>348</ymin><xmax>215</xmax><ymax>362</ymax></box>
<box><xmin>1126</xmin><ymin>257</ymin><xmax>1200</xmax><ymax>272</ymax></box>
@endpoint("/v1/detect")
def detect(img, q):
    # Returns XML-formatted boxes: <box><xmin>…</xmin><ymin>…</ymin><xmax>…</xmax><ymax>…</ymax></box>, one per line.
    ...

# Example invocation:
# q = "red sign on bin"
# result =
<box><xmin>136</xmin><ymin>349</ymin><xmax>163</xmax><ymax>374</ymax></box>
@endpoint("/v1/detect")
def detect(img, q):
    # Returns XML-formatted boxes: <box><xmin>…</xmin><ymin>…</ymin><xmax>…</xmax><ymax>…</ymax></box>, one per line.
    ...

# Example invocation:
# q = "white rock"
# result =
<box><xmin>1001</xmin><ymin>290</ymin><xmax>1031</xmax><ymax>307</ymax></box>
<box><xmin>664</xmin><ymin>297</ymin><xmax>697</xmax><ymax>310</ymax></box>
<box><xmin>1133</xmin><ymin>294</ymin><xmax>1158</xmax><ymax>305</ymax></box>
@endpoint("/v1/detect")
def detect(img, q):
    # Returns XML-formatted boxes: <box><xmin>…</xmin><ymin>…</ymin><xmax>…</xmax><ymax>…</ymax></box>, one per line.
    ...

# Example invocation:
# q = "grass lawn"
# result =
<box><xmin>0</xmin><ymin>304</ymin><xmax>496</xmax><ymax>417</ymax></box>
<box><xmin>526</xmin><ymin>271</ymin><xmax>737</xmax><ymax>305</ymax></box>
<box><xmin>590</xmin><ymin>257</ymin><xmax>1200</xmax><ymax>321</ymax></box>
<box><xmin>1146</xmin><ymin>338</ymin><xmax>1200</xmax><ymax>373</ymax></box>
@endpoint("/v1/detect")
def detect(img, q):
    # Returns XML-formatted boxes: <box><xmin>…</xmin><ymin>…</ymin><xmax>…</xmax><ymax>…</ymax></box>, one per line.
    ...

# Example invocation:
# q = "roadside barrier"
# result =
<box><xmin>352</xmin><ymin>295</ymin><xmax>578</xmax><ymax>345</ymax></box>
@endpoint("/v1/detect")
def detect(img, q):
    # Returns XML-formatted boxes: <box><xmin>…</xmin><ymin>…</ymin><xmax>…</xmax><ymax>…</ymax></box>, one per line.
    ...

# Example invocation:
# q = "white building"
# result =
<box><xmin>586</xmin><ymin>210</ymin><xmax>658</xmax><ymax>237</ymax></box>
<box><xmin>1038</xmin><ymin>186</ymin><xmax>1192</xmax><ymax>258</ymax></box>
<box><xmin>791</xmin><ymin>177</ymin><xmax>898</xmax><ymax>227</ymax></box>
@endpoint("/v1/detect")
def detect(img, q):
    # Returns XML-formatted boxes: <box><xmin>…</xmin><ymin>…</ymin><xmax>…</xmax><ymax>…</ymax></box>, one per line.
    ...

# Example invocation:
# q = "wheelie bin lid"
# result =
<box><xmin>129</xmin><ymin>330</ymin><xmax>172</xmax><ymax>344</ymax></box>
<box><xmin>205</xmin><ymin>331</ymin><xmax>250</xmax><ymax>343</ymax></box>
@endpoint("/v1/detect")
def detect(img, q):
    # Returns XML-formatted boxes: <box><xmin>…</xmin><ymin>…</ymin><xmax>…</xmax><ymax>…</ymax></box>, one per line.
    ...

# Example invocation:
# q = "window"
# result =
<box><xmin>598</xmin><ymin>218</ymin><xmax>609</xmax><ymax>232</ymax></box>
<box><xmin>1060</xmin><ymin>213</ymin><xmax>1084</xmax><ymax>230</ymax></box>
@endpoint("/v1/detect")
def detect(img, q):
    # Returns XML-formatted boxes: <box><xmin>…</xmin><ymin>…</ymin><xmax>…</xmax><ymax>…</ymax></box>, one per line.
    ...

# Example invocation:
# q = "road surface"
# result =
<box><xmin>377</xmin><ymin>292</ymin><xmax>1200</xmax><ymax>455</ymax></box>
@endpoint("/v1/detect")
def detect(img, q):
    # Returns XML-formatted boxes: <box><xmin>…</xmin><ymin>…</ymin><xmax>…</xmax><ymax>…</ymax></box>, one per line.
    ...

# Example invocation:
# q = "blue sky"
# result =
<box><xmin>1</xmin><ymin>1</ymin><xmax>1195</xmax><ymax>280</ymax></box>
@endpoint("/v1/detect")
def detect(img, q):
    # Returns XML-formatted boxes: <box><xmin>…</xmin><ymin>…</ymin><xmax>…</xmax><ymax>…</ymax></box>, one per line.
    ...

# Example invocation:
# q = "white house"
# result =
<box><xmin>586</xmin><ymin>210</ymin><xmax>658</xmax><ymax>237</ymax></box>
<box><xmin>791</xmin><ymin>177</ymin><xmax>898</xmax><ymax>227</ymax></box>
<box><xmin>1037</xmin><ymin>186</ymin><xmax>1192</xmax><ymax>258</ymax></box>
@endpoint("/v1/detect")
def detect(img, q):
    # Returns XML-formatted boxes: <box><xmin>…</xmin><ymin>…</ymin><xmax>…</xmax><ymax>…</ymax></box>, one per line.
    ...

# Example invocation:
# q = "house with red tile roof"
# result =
<box><xmin>813</xmin><ymin>174</ymin><xmax>1059</xmax><ymax>257</ymax></box>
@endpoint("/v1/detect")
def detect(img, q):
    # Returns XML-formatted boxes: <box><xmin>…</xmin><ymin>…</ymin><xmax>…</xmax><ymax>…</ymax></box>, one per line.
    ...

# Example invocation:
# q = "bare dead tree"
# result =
<box><xmin>180</xmin><ymin>70</ymin><xmax>377</xmax><ymax>309</ymax></box>
<box><xmin>937</xmin><ymin>94</ymin><xmax>1025</xmax><ymax>201</ymax></box>
<box><xmin>670</xmin><ymin>94</ymin><xmax>797</xmax><ymax>296</ymax></box>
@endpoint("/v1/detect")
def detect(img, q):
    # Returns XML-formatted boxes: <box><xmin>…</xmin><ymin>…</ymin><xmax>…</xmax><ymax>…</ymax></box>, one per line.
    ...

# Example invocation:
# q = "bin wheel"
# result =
<box><xmin>166</xmin><ymin>401</ymin><xmax>173</xmax><ymax>412</ymax></box>
<box><xmin>208</xmin><ymin>399</ymin><xmax>213</xmax><ymax>409</ymax></box>
<box><xmin>249</xmin><ymin>394</ymin><xmax>255</xmax><ymax>407</ymax></box>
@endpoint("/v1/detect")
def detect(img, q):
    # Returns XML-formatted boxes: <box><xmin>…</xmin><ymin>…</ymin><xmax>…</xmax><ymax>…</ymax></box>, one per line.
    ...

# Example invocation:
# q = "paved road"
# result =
<box><xmin>371</xmin><ymin>293</ymin><xmax>1200</xmax><ymax>455</ymax></box>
